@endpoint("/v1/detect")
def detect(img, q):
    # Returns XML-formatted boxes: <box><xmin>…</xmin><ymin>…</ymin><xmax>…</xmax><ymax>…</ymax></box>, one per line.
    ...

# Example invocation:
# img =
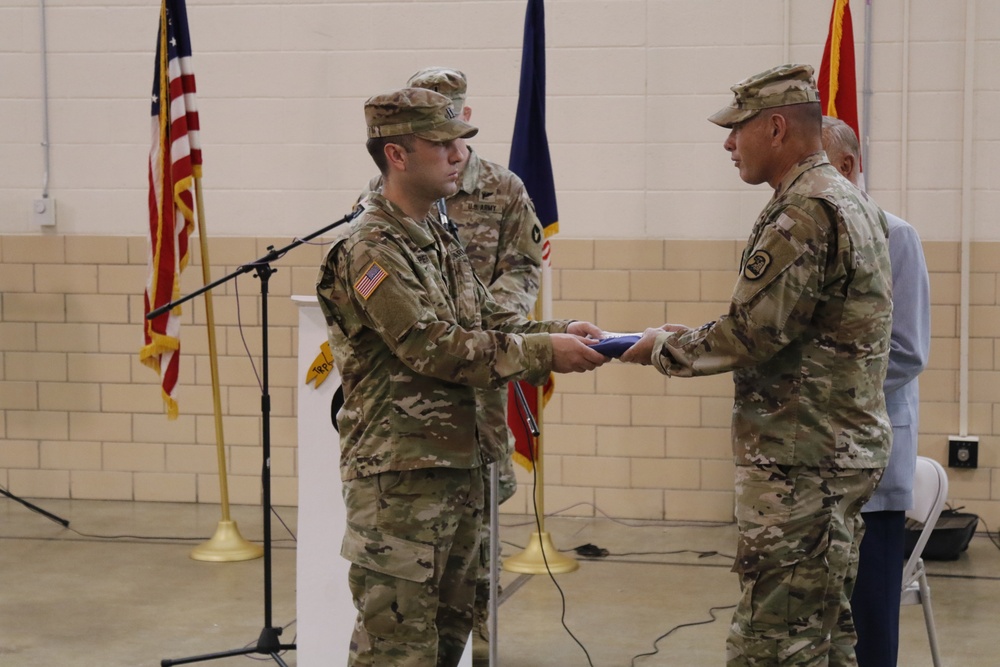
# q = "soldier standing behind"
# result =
<box><xmin>318</xmin><ymin>87</ymin><xmax>606</xmax><ymax>667</ymax></box>
<box><xmin>622</xmin><ymin>65</ymin><xmax>893</xmax><ymax>666</ymax></box>
<box><xmin>361</xmin><ymin>67</ymin><xmax>544</xmax><ymax>665</ymax></box>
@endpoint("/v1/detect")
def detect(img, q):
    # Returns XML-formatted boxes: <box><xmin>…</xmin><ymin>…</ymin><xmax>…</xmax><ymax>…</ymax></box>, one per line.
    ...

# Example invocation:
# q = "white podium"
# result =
<box><xmin>294</xmin><ymin>296</ymin><xmax>472</xmax><ymax>666</ymax></box>
<box><xmin>294</xmin><ymin>296</ymin><xmax>353</xmax><ymax>664</ymax></box>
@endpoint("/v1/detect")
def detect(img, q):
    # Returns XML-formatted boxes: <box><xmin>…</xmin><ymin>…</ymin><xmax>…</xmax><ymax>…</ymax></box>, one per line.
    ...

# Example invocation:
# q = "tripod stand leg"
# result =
<box><xmin>160</xmin><ymin>626</ymin><xmax>296</xmax><ymax>666</ymax></box>
<box><xmin>161</xmin><ymin>645</ymin><xmax>257</xmax><ymax>666</ymax></box>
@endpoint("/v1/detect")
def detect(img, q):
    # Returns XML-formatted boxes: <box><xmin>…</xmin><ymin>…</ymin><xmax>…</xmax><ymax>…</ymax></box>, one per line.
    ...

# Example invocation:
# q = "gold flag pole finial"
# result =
<box><xmin>188</xmin><ymin>176</ymin><xmax>262</xmax><ymax>562</ymax></box>
<box><xmin>502</xmin><ymin>280</ymin><xmax>578</xmax><ymax>575</ymax></box>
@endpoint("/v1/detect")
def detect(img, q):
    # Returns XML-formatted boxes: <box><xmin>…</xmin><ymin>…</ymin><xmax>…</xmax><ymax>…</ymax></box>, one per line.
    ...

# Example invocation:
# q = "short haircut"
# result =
<box><xmin>366</xmin><ymin>134</ymin><xmax>417</xmax><ymax>175</ymax></box>
<box><xmin>771</xmin><ymin>101</ymin><xmax>823</xmax><ymax>136</ymax></box>
<box><xmin>821</xmin><ymin>115</ymin><xmax>860</xmax><ymax>159</ymax></box>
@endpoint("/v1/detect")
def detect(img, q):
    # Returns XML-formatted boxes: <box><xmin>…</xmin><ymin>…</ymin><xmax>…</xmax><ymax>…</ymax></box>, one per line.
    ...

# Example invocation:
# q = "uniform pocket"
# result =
<box><xmin>341</xmin><ymin>522</ymin><xmax>435</xmax><ymax>583</ymax></box>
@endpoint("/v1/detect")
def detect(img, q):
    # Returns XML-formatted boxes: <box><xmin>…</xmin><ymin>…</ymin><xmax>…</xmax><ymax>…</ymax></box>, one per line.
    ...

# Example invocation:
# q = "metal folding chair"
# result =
<box><xmin>900</xmin><ymin>456</ymin><xmax>949</xmax><ymax>667</ymax></box>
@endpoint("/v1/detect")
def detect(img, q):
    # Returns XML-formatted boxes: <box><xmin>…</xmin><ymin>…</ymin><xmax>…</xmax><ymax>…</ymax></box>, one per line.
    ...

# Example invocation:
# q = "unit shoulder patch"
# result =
<box><xmin>743</xmin><ymin>250</ymin><xmax>772</xmax><ymax>281</ymax></box>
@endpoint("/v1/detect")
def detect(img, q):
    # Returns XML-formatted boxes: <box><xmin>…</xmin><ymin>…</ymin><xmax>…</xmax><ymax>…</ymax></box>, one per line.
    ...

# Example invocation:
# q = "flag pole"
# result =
<box><xmin>188</xmin><ymin>176</ymin><xmax>263</xmax><ymax>562</ymax></box>
<box><xmin>502</xmin><ymin>279</ymin><xmax>578</xmax><ymax>574</ymax></box>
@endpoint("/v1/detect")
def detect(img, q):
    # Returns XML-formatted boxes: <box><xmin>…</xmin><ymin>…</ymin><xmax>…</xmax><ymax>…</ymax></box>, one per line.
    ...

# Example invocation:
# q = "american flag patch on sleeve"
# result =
<box><xmin>354</xmin><ymin>262</ymin><xmax>389</xmax><ymax>300</ymax></box>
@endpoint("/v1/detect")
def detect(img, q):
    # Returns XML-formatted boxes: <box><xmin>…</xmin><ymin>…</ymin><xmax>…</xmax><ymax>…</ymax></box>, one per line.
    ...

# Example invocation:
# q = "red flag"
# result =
<box><xmin>507</xmin><ymin>0</ymin><xmax>557</xmax><ymax>471</ymax></box>
<box><xmin>818</xmin><ymin>0</ymin><xmax>860</xmax><ymax>141</ymax></box>
<box><xmin>507</xmin><ymin>377</ymin><xmax>554</xmax><ymax>472</ymax></box>
<box><xmin>141</xmin><ymin>0</ymin><xmax>201</xmax><ymax>419</ymax></box>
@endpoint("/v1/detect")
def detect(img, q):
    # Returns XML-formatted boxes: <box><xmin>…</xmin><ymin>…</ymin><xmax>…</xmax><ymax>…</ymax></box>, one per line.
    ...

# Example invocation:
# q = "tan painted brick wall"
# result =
<box><xmin>2</xmin><ymin>234</ymin><xmax>1000</xmax><ymax>529</ymax></box>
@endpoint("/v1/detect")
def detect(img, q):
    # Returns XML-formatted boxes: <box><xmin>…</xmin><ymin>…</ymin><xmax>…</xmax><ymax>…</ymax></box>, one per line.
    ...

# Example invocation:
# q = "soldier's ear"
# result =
<box><xmin>384</xmin><ymin>142</ymin><xmax>409</xmax><ymax>171</ymax></box>
<box><xmin>768</xmin><ymin>113</ymin><xmax>787</xmax><ymax>144</ymax></box>
<box><xmin>840</xmin><ymin>153</ymin><xmax>856</xmax><ymax>180</ymax></box>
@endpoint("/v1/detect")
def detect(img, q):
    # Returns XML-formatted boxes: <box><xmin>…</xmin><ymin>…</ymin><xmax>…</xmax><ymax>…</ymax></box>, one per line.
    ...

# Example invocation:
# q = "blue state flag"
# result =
<box><xmin>509</xmin><ymin>0</ymin><xmax>558</xmax><ymax>237</ymax></box>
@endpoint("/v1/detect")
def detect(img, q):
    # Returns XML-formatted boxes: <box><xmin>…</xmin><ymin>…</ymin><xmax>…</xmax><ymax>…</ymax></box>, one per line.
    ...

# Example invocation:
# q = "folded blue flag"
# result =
<box><xmin>590</xmin><ymin>334</ymin><xmax>642</xmax><ymax>358</ymax></box>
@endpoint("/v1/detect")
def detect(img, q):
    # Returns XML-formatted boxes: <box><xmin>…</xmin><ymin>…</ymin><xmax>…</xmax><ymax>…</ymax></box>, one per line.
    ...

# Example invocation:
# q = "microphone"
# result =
<box><xmin>436</xmin><ymin>198</ymin><xmax>460</xmax><ymax>241</ymax></box>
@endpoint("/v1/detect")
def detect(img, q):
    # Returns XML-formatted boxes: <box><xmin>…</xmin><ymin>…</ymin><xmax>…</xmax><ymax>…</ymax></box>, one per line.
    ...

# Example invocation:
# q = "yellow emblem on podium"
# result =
<box><xmin>306</xmin><ymin>340</ymin><xmax>335</xmax><ymax>388</ymax></box>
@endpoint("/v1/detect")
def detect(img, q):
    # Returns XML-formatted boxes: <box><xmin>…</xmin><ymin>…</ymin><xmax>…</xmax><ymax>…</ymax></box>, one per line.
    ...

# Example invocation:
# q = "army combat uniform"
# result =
<box><xmin>648</xmin><ymin>64</ymin><xmax>893</xmax><ymax>667</ymax></box>
<box><xmin>653</xmin><ymin>149</ymin><xmax>893</xmax><ymax>666</ymax></box>
<box><xmin>450</xmin><ymin>149</ymin><xmax>546</xmax><ymax>468</ymax></box>
<box><xmin>317</xmin><ymin>180</ymin><xmax>567</xmax><ymax>666</ymax></box>
<box><xmin>444</xmin><ymin>146</ymin><xmax>543</xmax><ymax>663</ymax></box>
<box><xmin>360</xmin><ymin>147</ymin><xmax>543</xmax><ymax>484</ymax></box>
<box><xmin>363</xmin><ymin>66</ymin><xmax>544</xmax><ymax>666</ymax></box>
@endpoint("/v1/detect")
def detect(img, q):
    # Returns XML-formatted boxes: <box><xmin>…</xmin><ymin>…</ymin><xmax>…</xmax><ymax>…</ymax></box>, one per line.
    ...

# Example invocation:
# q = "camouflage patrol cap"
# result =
<box><xmin>407</xmin><ymin>67</ymin><xmax>468</xmax><ymax>110</ymax></box>
<box><xmin>708</xmin><ymin>64</ymin><xmax>821</xmax><ymax>128</ymax></box>
<box><xmin>365</xmin><ymin>87</ymin><xmax>478</xmax><ymax>141</ymax></box>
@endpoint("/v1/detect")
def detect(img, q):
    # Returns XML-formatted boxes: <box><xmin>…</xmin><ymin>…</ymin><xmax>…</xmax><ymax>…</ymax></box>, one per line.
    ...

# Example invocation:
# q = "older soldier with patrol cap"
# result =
<box><xmin>622</xmin><ymin>64</ymin><xmax>893</xmax><ymax>666</ymax></box>
<box><xmin>361</xmin><ymin>66</ymin><xmax>544</xmax><ymax>665</ymax></box>
<box><xmin>317</xmin><ymin>87</ymin><xmax>606</xmax><ymax>667</ymax></box>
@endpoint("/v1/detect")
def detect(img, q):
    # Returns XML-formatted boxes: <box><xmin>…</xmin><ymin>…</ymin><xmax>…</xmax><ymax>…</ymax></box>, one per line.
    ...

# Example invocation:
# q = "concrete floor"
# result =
<box><xmin>1</xmin><ymin>496</ymin><xmax>998</xmax><ymax>666</ymax></box>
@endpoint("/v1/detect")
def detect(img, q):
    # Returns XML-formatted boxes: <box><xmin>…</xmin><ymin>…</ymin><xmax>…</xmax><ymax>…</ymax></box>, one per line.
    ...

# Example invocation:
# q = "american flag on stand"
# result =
<box><xmin>140</xmin><ymin>0</ymin><xmax>201</xmax><ymax>419</ymax></box>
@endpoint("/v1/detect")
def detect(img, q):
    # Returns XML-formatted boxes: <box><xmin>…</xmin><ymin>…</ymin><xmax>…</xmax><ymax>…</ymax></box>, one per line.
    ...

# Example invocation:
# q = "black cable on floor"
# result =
<box><xmin>978</xmin><ymin>516</ymin><xmax>1000</xmax><ymax>552</ymax></box>
<box><xmin>629</xmin><ymin>603</ymin><xmax>737</xmax><ymax>667</ymax></box>
<box><xmin>516</xmin><ymin>403</ymin><xmax>595</xmax><ymax>667</ymax></box>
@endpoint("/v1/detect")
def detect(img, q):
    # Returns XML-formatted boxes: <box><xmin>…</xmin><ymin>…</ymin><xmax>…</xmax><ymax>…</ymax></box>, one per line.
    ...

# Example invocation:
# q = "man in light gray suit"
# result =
<box><xmin>822</xmin><ymin>116</ymin><xmax>931</xmax><ymax>667</ymax></box>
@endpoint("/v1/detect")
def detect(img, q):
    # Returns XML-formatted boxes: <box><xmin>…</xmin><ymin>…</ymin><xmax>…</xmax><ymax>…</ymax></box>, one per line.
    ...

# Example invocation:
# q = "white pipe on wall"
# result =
<box><xmin>862</xmin><ymin>0</ymin><xmax>873</xmax><ymax>180</ymax></box>
<box><xmin>783</xmin><ymin>0</ymin><xmax>790</xmax><ymax>63</ymax></box>
<box><xmin>900</xmin><ymin>0</ymin><xmax>910</xmax><ymax>219</ymax></box>
<box><xmin>39</xmin><ymin>0</ymin><xmax>51</xmax><ymax>198</ymax></box>
<box><xmin>958</xmin><ymin>0</ymin><xmax>975</xmax><ymax>435</ymax></box>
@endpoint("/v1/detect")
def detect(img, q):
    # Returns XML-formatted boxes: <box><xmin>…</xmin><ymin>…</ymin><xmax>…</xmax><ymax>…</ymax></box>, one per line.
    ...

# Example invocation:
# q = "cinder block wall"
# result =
<box><xmin>1</xmin><ymin>1</ymin><xmax>998</xmax><ymax>525</ymax></box>
<box><xmin>2</xmin><ymin>234</ymin><xmax>998</xmax><ymax>528</ymax></box>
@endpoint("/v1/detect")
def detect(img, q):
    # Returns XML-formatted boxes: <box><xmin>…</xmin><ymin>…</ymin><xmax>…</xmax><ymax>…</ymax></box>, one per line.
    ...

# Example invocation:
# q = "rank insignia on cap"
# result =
<box><xmin>743</xmin><ymin>250</ymin><xmax>771</xmax><ymax>280</ymax></box>
<box><xmin>355</xmin><ymin>261</ymin><xmax>389</xmax><ymax>299</ymax></box>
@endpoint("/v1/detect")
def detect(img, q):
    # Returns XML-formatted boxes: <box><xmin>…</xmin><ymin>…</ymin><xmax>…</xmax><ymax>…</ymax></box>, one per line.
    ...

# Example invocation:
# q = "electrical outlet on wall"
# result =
<box><xmin>33</xmin><ymin>198</ymin><xmax>56</xmax><ymax>228</ymax></box>
<box><xmin>948</xmin><ymin>435</ymin><xmax>978</xmax><ymax>469</ymax></box>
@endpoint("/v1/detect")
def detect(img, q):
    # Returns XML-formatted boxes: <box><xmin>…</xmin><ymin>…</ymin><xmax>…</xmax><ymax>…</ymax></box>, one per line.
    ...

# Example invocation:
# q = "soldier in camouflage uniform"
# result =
<box><xmin>360</xmin><ymin>67</ymin><xmax>544</xmax><ymax>665</ymax></box>
<box><xmin>622</xmin><ymin>65</ymin><xmax>893</xmax><ymax>666</ymax></box>
<box><xmin>317</xmin><ymin>87</ymin><xmax>605</xmax><ymax>667</ymax></box>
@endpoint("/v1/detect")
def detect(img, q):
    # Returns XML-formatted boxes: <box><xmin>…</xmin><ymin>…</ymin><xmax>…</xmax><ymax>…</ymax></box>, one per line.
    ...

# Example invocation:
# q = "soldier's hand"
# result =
<box><xmin>619</xmin><ymin>328</ymin><xmax>664</xmax><ymax>366</ymax></box>
<box><xmin>566</xmin><ymin>320</ymin><xmax>603</xmax><ymax>339</ymax></box>
<box><xmin>550</xmin><ymin>334</ymin><xmax>608</xmax><ymax>373</ymax></box>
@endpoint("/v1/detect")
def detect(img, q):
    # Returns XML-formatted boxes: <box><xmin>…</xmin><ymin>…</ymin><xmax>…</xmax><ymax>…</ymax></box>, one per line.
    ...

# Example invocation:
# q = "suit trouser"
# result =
<box><xmin>850</xmin><ymin>510</ymin><xmax>906</xmax><ymax>667</ymax></box>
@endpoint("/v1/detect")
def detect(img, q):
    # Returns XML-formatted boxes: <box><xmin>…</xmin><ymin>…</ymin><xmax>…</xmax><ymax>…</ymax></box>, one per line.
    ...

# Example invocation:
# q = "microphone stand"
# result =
<box><xmin>0</xmin><ymin>485</ymin><xmax>69</xmax><ymax>528</ymax></box>
<box><xmin>152</xmin><ymin>209</ymin><xmax>359</xmax><ymax>667</ymax></box>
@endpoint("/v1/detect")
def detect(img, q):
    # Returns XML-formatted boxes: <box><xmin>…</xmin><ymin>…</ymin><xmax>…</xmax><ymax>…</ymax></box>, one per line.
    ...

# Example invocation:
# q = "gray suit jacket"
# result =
<box><xmin>865</xmin><ymin>211</ymin><xmax>930</xmax><ymax>512</ymax></box>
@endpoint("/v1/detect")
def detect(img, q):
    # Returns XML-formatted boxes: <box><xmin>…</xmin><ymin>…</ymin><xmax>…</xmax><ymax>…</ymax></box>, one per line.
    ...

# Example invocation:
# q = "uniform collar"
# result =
<box><xmin>773</xmin><ymin>150</ymin><xmax>830</xmax><ymax>198</ymax></box>
<box><xmin>368</xmin><ymin>192</ymin><xmax>437</xmax><ymax>249</ymax></box>
<box><xmin>456</xmin><ymin>146</ymin><xmax>481</xmax><ymax>196</ymax></box>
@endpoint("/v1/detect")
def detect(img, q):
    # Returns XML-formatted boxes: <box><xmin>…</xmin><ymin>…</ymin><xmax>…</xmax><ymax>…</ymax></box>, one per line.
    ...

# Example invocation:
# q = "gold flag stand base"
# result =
<box><xmin>502</xmin><ymin>531</ymin><xmax>579</xmax><ymax>574</ymax></box>
<box><xmin>190</xmin><ymin>520</ymin><xmax>264</xmax><ymax>562</ymax></box>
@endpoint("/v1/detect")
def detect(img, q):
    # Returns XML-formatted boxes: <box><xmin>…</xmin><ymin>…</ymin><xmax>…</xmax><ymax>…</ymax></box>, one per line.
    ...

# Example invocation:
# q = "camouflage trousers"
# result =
<box><xmin>342</xmin><ymin>467</ymin><xmax>485</xmax><ymax>667</ymax></box>
<box><xmin>727</xmin><ymin>464</ymin><xmax>882</xmax><ymax>667</ymax></box>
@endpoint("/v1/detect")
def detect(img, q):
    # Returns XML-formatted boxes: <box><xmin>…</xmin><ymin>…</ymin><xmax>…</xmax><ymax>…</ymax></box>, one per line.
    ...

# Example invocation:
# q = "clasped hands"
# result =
<box><xmin>551</xmin><ymin>322</ymin><xmax>688</xmax><ymax>373</ymax></box>
<box><xmin>619</xmin><ymin>324</ymin><xmax>688</xmax><ymax>365</ymax></box>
